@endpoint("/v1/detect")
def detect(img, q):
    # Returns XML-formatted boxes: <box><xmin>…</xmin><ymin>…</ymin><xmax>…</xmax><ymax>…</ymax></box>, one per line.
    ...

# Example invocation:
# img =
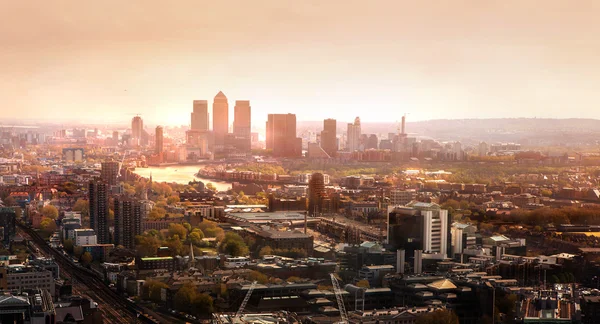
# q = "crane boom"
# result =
<box><xmin>235</xmin><ymin>281</ymin><xmax>257</xmax><ymax>319</ymax></box>
<box><xmin>330</xmin><ymin>273</ymin><xmax>348</xmax><ymax>324</ymax></box>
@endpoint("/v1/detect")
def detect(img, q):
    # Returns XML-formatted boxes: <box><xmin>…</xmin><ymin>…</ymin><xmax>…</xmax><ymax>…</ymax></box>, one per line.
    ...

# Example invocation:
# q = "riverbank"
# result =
<box><xmin>133</xmin><ymin>165</ymin><xmax>231</xmax><ymax>192</ymax></box>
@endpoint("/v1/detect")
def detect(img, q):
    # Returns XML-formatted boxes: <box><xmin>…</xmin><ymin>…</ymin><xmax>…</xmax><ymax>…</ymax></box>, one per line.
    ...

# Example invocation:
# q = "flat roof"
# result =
<box><xmin>228</xmin><ymin>212</ymin><xmax>306</xmax><ymax>221</ymax></box>
<box><xmin>140</xmin><ymin>257</ymin><xmax>174</xmax><ymax>261</ymax></box>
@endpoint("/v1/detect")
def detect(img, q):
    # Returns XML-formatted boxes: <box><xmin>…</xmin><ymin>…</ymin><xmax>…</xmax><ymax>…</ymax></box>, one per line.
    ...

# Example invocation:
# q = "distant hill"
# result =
<box><xmin>298</xmin><ymin>118</ymin><xmax>600</xmax><ymax>147</ymax></box>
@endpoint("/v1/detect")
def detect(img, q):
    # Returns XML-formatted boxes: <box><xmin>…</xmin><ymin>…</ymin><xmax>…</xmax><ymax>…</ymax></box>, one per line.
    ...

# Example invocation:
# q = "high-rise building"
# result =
<box><xmin>155</xmin><ymin>126</ymin><xmax>164</xmax><ymax>155</ymax></box>
<box><xmin>212</xmin><ymin>91</ymin><xmax>229</xmax><ymax>149</ymax></box>
<box><xmin>100</xmin><ymin>161</ymin><xmax>119</xmax><ymax>186</ymax></box>
<box><xmin>266</xmin><ymin>113</ymin><xmax>302</xmax><ymax>157</ymax></box>
<box><xmin>0</xmin><ymin>207</ymin><xmax>16</xmax><ymax>246</ymax></box>
<box><xmin>233</xmin><ymin>100</ymin><xmax>251</xmax><ymax>152</ymax></box>
<box><xmin>112</xmin><ymin>131</ymin><xmax>119</xmax><ymax>145</ymax></box>
<box><xmin>346</xmin><ymin>117</ymin><xmax>361</xmax><ymax>152</ymax></box>
<box><xmin>387</xmin><ymin>202</ymin><xmax>449</xmax><ymax>259</ymax></box>
<box><xmin>114</xmin><ymin>197</ymin><xmax>142</xmax><ymax>250</ymax></box>
<box><xmin>88</xmin><ymin>179</ymin><xmax>109</xmax><ymax>244</ymax></box>
<box><xmin>308</xmin><ymin>173</ymin><xmax>326</xmax><ymax>216</ymax></box>
<box><xmin>191</xmin><ymin>100</ymin><xmax>209</xmax><ymax>131</ymax></box>
<box><xmin>320</xmin><ymin>119</ymin><xmax>337</xmax><ymax>157</ymax></box>
<box><xmin>366</xmin><ymin>134</ymin><xmax>378</xmax><ymax>150</ymax></box>
<box><xmin>131</xmin><ymin>116</ymin><xmax>143</xmax><ymax>146</ymax></box>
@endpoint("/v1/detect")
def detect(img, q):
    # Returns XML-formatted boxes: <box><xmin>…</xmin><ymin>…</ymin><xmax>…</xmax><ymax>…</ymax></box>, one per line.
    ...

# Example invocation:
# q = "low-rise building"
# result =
<box><xmin>73</xmin><ymin>229</ymin><xmax>97</xmax><ymax>246</ymax></box>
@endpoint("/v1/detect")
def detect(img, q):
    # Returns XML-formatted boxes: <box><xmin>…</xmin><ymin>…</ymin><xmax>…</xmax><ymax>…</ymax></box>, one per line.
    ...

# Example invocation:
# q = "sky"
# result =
<box><xmin>2</xmin><ymin>1</ymin><xmax>600</xmax><ymax>126</ymax></box>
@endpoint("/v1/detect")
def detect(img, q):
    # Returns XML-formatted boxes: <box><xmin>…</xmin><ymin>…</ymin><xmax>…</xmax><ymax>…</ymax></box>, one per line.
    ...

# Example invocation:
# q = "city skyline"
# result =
<box><xmin>3</xmin><ymin>1</ymin><xmax>600</xmax><ymax>125</ymax></box>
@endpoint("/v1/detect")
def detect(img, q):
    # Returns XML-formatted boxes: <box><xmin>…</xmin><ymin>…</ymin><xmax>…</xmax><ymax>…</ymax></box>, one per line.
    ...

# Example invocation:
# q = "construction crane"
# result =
<box><xmin>330</xmin><ymin>273</ymin><xmax>348</xmax><ymax>324</ymax></box>
<box><xmin>235</xmin><ymin>281</ymin><xmax>257</xmax><ymax>319</ymax></box>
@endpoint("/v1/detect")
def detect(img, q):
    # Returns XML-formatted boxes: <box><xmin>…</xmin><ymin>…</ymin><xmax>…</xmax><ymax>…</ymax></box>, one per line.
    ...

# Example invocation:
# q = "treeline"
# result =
<box><xmin>499</xmin><ymin>206</ymin><xmax>600</xmax><ymax>226</ymax></box>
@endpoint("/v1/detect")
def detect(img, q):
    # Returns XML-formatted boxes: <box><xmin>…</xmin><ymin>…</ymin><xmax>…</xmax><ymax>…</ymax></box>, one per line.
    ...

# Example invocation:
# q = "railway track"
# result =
<box><xmin>18</xmin><ymin>223</ymin><xmax>159</xmax><ymax>324</ymax></box>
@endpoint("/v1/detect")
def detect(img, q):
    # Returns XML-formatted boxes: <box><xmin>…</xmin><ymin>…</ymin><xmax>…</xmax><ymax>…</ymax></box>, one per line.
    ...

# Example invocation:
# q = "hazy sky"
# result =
<box><xmin>2</xmin><ymin>1</ymin><xmax>600</xmax><ymax>126</ymax></box>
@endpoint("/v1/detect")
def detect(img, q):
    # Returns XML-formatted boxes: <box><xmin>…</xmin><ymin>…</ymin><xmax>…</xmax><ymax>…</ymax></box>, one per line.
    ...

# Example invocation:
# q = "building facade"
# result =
<box><xmin>346</xmin><ymin>117</ymin><xmax>361</xmax><ymax>152</ymax></box>
<box><xmin>266</xmin><ymin>113</ymin><xmax>302</xmax><ymax>157</ymax></box>
<box><xmin>114</xmin><ymin>197</ymin><xmax>142</xmax><ymax>250</ymax></box>
<box><xmin>88</xmin><ymin>179</ymin><xmax>109</xmax><ymax>244</ymax></box>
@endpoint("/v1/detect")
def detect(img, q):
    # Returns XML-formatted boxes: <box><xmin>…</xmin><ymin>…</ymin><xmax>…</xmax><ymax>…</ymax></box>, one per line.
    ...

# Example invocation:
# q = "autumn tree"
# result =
<box><xmin>73</xmin><ymin>199</ymin><xmax>89</xmax><ymax>216</ymax></box>
<box><xmin>188</xmin><ymin>229</ymin><xmax>205</xmax><ymax>246</ymax></box>
<box><xmin>168</xmin><ymin>223</ymin><xmax>188</xmax><ymax>240</ymax></box>
<box><xmin>41</xmin><ymin>205</ymin><xmax>59</xmax><ymax>219</ymax></box>
<box><xmin>356</xmin><ymin>279</ymin><xmax>370</xmax><ymax>288</ymax></box>
<box><xmin>142</xmin><ymin>280</ymin><xmax>168</xmax><ymax>303</ymax></box>
<box><xmin>258</xmin><ymin>246</ymin><xmax>273</xmax><ymax>257</ymax></box>
<box><xmin>63</xmin><ymin>239</ymin><xmax>74</xmax><ymax>253</ymax></box>
<box><xmin>248</xmin><ymin>270</ymin><xmax>268</xmax><ymax>284</ymax></box>
<box><xmin>415</xmin><ymin>310</ymin><xmax>459</xmax><ymax>324</ymax></box>
<box><xmin>81</xmin><ymin>251</ymin><xmax>93</xmax><ymax>265</ymax></box>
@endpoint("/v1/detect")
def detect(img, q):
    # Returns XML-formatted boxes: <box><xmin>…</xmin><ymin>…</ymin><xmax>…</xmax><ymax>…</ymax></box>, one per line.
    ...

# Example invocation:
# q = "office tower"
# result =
<box><xmin>212</xmin><ymin>91</ymin><xmax>229</xmax><ymax>149</ymax></box>
<box><xmin>233</xmin><ymin>100</ymin><xmax>251</xmax><ymax>152</ymax></box>
<box><xmin>191</xmin><ymin>100</ymin><xmax>209</xmax><ymax>131</ymax></box>
<box><xmin>89</xmin><ymin>179</ymin><xmax>109</xmax><ymax>244</ymax></box>
<box><xmin>266</xmin><ymin>113</ymin><xmax>302</xmax><ymax>157</ymax></box>
<box><xmin>131</xmin><ymin>116</ymin><xmax>143</xmax><ymax>146</ymax></box>
<box><xmin>112</xmin><ymin>131</ymin><xmax>119</xmax><ymax>145</ymax></box>
<box><xmin>320</xmin><ymin>119</ymin><xmax>337</xmax><ymax>157</ymax></box>
<box><xmin>114</xmin><ymin>197</ymin><xmax>142</xmax><ymax>250</ymax></box>
<box><xmin>366</xmin><ymin>134</ymin><xmax>378</xmax><ymax>150</ymax></box>
<box><xmin>155</xmin><ymin>126</ymin><xmax>164</xmax><ymax>155</ymax></box>
<box><xmin>101</xmin><ymin>161</ymin><xmax>119</xmax><ymax>186</ymax></box>
<box><xmin>387</xmin><ymin>202</ymin><xmax>449</xmax><ymax>258</ymax></box>
<box><xmin>346</xmin><ymin>117</ymin><xmax>361</xmax><ymax>152</ymax></box>
<box><xmin>308</xmin><ymin>173</ymin><xmax>326</xmax><ymax>216</ymax></box>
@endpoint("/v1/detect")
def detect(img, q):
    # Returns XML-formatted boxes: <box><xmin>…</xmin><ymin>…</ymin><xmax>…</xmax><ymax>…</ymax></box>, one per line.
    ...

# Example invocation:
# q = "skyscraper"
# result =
<box><xmin>191</xmin><ymin>100</ymin><xmax>209</xmax><ymax>131</ymax></box>
<box><xmin>266</xmin><ymin>113</ymin><xmax>302</xmax><ymax>157</ymax></box>
<box><xmin>308</xmin><ymin>173</ymin><xmax>326</xmax><ymax>216</ymax></box>
<box><xmin>320</xmin><ymin>118</ymin><xmax>337</xmax><ymax>157</ymax></box>
<box><xmin>131</xmin><ymin>116</ymin><xmax>143</xmax><ymax>146</ymax></box>
<box><xmin>155</xmin><ymin>126</ymin><xmax>164</xmax><ymax>155</ymax></box>
<box><xmin>346</xmin><ymin>117</ymin><xmax>361</xmax><ymax>152</ymax></box>
<box><xmin>101</xmin><ymin>161</ymin><xmax>119</xmax><ymax>186</ymax></box>
<box><xmin>233</xmin><ymin>100</ymin><xmax>251</xmax><ymax>152</ymax></box>
<box><xmin>89</xmin><ymin>179</ymin><xmax>109</xmax><ymax>244</ymax></box>
<box><xmin>212</xmin><ymin>91</ymin><xmax>229</xmax><ymax>150</ymax></box>
<box><xmin>114</xmin><ymin>197</ymin><xmax>142</xmax><ymax>250</ymax></box>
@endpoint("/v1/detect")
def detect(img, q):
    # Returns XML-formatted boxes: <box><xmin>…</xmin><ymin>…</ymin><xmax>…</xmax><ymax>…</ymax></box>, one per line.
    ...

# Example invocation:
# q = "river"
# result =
<box><xmin>133</xmin><ymin>165</ymin><xmax>231</xmax><ymax>192</ymax></box>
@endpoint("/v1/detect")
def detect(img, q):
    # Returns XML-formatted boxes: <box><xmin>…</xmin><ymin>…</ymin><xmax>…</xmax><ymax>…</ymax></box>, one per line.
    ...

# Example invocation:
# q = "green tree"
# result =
<box><xmin>63</xmin><ymin>239</ymin><xmax>74</xmax><ymax>254</ymax></box>
<box><xmin>206</xmin><ymin>183</ymin><xmax>216</xmax><ymax>191</ymax></box>
<box><xmin>191</xmin><ymin>293</ymin><xmax>214</xmax><ymax>316</ymax></box>
<box><xmin>41</xmin><ymin>205</ymin><xmax>59</xmax><ymax>219</ymax></box>
<box><xmin>188</xmin><ymin>230</ymin><xmax>205</xmax><ymax>246</ymax></box>
<box><xmin>142</xmin><ymin>280</ymin><xmax>168</xmax><ymax>303</ymax></box>
<box><xmin>219</xmin><ymin>232</ymin><xmax>249</xmax><ymax>256</ymax></box>
<box><xmin>415</xmin><ymin>310</ymin><xmax>459</xmax><ymax>324</ymax></box>
<box><xmin>81</xmin><ymin>251</ymin><xmax>93</xmax><ymax>265</ymax></box>
<box><xmin>287</xmin><ymin>276</ymin><xmax>302</xmax><ymax>283</ymax></box>
<box><xmin>182</xmin><ymin>222</ymin><xmax>192</xmax><ymax>233</ymax></box>
<box><xmin>165</xmin><ymin>235</ymin><xmax>184</xmax><ymax>256</ymax></box>
<box><xmin>174</xmin><ymin>283</ymin><xmax>196</xmax><ymax>313</ymax></box>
